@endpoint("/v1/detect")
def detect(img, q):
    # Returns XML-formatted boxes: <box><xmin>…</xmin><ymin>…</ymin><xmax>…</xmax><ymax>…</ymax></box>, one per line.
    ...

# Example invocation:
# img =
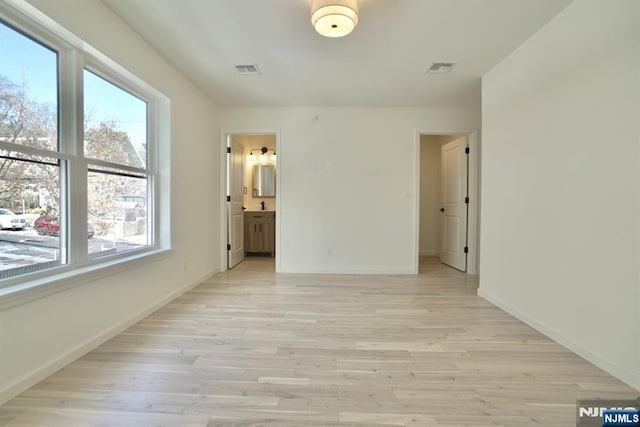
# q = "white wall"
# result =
<box><xmin>0</xmin><ymin>0</ymin><xmax>221</xmax><ymax>403</ymax></box>
<box><xmin>480</xmin><ymin>0</ymin><xmax>640</xmax><ymax>390</ymax></box>
<box><xmin>419</xmin><ymin>136</ymin><xmax>443</xmax><ymax>256</ymax></box>
<box><xmin>221</xmin><ymin>107</ymin><xmax>480</xmax><ymax>274</ymax></box>
<box><xmin>419</xmin><ymin>135</ymin><xmax>462</xmax><ymax>256</ymax></box>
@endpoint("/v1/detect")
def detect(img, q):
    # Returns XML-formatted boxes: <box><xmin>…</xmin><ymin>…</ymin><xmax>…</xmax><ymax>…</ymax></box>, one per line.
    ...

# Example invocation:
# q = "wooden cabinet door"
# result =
<box><xmin>244</xmin><ymin>212</ymin><xmax>275</xmax><ymax>256</ymax></box>
<box><xmin>263</xmin><ymin>216</ymin><xmax>275</xmax><ymax>256</ymax></box>
<box><xmin>245</xmin><ymin>219</ymin><xmax>261</xmax><ymax>252</ymax></box>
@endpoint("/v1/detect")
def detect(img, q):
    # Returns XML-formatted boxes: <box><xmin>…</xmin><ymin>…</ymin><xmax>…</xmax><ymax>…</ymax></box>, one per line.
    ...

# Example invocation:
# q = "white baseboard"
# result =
<box><xmin>0</xmin><ymin>269</ymin><xmax>219</xmax><ymax>405</ymax></box>
<box><xmin>477</xmin><ymin>288</ymin><xmax>640</xmax><ymax>392</ymax></box>
<box><xmin>278</xmin><ymin>267</ymin><xmax>417</xmax><ymax>275</ymax></box>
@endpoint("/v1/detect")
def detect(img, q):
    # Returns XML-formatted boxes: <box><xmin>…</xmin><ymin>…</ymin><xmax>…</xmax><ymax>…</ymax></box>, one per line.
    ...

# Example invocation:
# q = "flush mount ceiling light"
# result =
<box><xmin>311</xmin><ymin>0</ymin><xmax>359</xmax><ymax>38</ymax></box>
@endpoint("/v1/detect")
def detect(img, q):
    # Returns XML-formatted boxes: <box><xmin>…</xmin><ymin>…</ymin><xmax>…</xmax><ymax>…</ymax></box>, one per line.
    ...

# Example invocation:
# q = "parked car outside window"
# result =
<box><xmin>0</xmin><ymin>209</ymin><xmax>27</xmax><ymax>230</ymax></box>
<box><xmin>34</xmin><ymin>214</ymin><xmax>94</xmax><ymax>239</ymax></box>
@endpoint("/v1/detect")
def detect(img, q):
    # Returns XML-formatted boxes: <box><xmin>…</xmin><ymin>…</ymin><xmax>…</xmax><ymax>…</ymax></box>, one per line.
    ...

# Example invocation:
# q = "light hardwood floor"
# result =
<box><xmin>0</xmin><ymin>256</ymin><xmax>636</xmax><ymax>426</ymax></box>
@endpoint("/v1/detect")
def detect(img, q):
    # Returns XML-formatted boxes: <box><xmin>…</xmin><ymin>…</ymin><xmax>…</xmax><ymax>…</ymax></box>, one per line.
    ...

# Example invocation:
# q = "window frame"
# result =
<box><xmin>0</xmin><ymin>1</ymin><xmax>171</xmax><ymax>309</ymax></box>
<box><xmin>80</xmin><ymin>61</ymin><xmax>158</xmax><ymax>262</ymax></box>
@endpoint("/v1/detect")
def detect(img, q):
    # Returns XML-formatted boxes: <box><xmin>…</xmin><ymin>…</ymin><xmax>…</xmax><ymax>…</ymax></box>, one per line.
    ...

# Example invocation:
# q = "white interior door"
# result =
<box><xmin>228</xmin><ymin>137</ymin><xmax>245</xmax><ymax>268</ymax></box>
<box><xmin>440</xmin><ymin>137</ymin><xmax>468</xmax><ymax>271</ymax></box>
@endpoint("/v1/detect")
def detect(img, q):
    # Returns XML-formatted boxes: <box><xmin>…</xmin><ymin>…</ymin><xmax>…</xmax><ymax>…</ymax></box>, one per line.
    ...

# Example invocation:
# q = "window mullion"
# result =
<box><xmin>60</xmin><ymin>48</ymin><xmax>87</xmax><ymax>264</ymax></box>
<box><xmin>74</xmin><ymin>52</ymin><xmax>89</xmax><ymax>262</ymax></box>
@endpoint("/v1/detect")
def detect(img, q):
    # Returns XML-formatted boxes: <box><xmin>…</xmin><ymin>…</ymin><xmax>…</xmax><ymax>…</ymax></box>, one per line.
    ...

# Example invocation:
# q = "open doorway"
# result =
<box><xmin>222</xmin><ymin>131</ymin><xmax>279</xmax><ymax>271</ymax></box>
<box><xmin>417</xmin><ymin>130</ymin><xmax>479</xmax><ymax>275</ymax></box>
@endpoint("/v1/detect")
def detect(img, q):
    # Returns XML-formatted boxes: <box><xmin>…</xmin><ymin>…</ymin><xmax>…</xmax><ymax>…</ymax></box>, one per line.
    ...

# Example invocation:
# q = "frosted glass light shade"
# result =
<box><xmin>311</xmin><ymin>0</ymin><xmax>359</xmax><ymax>38</ymax></box>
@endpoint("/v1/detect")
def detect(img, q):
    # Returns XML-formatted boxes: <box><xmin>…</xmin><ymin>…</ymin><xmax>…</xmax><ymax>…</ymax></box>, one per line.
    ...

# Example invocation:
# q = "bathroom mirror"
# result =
<box><xmin>253</xmin><ymin>164</ymin><xmax>276</xmax><ymax>197</ymax></box>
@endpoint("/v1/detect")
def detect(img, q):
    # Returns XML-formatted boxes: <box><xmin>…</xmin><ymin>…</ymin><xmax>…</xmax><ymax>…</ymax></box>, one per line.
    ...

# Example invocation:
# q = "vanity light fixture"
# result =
<box><xmin>311</xmin><ymin>0</ymin><xmax>359</xmax><ymax>38</ymax></box>
<box><xmin>248</xmin><ymin>146</ymin><xmax>276</xmax><ymax>162</ymax></box>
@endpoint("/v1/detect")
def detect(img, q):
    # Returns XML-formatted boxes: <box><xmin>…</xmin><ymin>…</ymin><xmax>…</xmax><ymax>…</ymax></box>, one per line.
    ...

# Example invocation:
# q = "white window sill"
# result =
<box><xmin>0</xmin><ymin>248</ymin><xmax>173</xmax><ymax>311</ymax></box>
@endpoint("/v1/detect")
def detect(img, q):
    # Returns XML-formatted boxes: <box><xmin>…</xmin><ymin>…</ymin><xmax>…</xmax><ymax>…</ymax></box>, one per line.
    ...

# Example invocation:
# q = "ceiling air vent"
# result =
<box><xmin>427</xmin><ymin>62</ymin><xmax>456</xmax><ymax>74</ymax></box>
<box><xmin>235</xmin><ymin>64</ymin><xmax>261</xmax><ymax>75</ymax></box>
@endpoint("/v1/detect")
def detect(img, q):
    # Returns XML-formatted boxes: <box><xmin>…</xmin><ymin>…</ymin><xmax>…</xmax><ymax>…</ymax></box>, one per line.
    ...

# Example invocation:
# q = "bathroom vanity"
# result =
<box><xmin>245</xmin><ymin>211</ymin><xmax>275</xmax><ymax>256</ymax></box>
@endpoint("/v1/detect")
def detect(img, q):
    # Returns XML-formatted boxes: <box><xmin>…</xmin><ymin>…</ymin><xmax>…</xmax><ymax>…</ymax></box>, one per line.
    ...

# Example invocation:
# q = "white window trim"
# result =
<box><xmin>0</xmin><ymin>0</ymin><xmax>172</xmax><ymax>310</ymax></box>
<box><xmin>0</xmin><ymin>249</ymin><xmax>173</xmax><ymax>311</ymax></box>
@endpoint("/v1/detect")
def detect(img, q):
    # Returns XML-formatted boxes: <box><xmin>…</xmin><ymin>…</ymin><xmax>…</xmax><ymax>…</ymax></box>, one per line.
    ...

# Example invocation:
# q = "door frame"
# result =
<box><xmin>219</xmin><ymin>128</ymin><xmax>281</xmax><ymax>272</ymax></box>
<box><xmin>414</xmin><ymin>128</ymin><xmax>480</xmax><ymax>275</ymax></box>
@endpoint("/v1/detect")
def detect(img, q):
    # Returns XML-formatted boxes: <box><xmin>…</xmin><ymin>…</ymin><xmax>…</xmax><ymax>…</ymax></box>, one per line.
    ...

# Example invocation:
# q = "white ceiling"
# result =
<box><xmin>103</xmin><ymin>0</ymin><xmax>573</xmax><ymax>108</ymax></box>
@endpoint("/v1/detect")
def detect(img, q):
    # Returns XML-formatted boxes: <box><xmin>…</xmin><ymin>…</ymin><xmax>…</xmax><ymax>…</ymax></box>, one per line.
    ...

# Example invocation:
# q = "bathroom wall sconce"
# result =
<box><xmin>248</xmin><ymin>146</ymin><xmax>276</xmax><ymax>162</ymax></box>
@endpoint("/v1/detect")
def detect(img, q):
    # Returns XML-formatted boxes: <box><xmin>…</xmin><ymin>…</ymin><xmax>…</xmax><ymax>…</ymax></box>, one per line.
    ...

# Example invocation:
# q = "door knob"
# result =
<box><xmin>439</xmin><ymin>208</ymin><xmax>445</xmax><ymax>212</ymax></box>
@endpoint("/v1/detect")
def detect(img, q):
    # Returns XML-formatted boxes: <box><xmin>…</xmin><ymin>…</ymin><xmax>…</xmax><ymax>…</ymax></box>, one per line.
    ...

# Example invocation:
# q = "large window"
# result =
<box><xmin>84</xmin><ymin>69</ymin><xmax>151</xmax><ymax>258</ymax></box>
<box><xmin>0</xmin><ymin>8</ymin><xmax>164</xmax><ymax>287</ymax></box>
<box><xmin>0</xmin><ymin>21</ymin><xmax>63</xmax><ymax>279</ymax></box>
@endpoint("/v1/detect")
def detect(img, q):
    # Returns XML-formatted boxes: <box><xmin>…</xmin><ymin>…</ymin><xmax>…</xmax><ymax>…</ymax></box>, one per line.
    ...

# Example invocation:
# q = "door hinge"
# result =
<box><xmin>464</xmin><ymin>246</ymin><xmax>469</xmax><ymax>254</ymax></box>
<box><xmin>465</xmin><ymin>147</ymin><xmax>470</xmax><ymax>154</ymax></box>
<box><xmin>227</xmin><ymin>147</ymin><xmax>231</xmax><ymax>153</ymax></box>
<box><xmin>465</xmin><ymin>197</ymin><xmax>469</xmax><ymax>204</ymax></box>
<box><xmin>227</xmin><ymin>244</ymin><xmax>231</xmax><ymax>251</ymax></box>
<box><xmin>226</xmin><ymin>195</ymin><xmax>231</xmax><ymax>202</ymax></box>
